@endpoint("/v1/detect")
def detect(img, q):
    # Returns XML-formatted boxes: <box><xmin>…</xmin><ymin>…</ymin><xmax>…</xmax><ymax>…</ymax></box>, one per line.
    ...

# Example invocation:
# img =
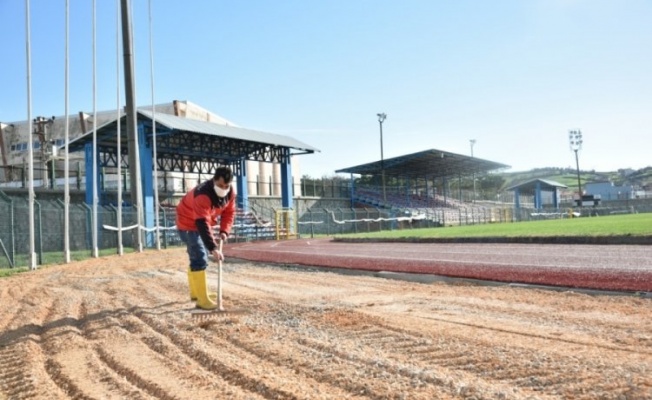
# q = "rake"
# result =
<box><xmin>191</xmin><ymin>239</ymin><xmax>246</xmax><ymax>321</ymax></box>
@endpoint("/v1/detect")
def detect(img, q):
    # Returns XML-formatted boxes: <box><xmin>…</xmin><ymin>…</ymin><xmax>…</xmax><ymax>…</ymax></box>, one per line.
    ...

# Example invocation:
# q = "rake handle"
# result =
<box><xmin>217</xmin><ymin>239</ymin><xmax>224</xmax><ymax>311</ymax></box>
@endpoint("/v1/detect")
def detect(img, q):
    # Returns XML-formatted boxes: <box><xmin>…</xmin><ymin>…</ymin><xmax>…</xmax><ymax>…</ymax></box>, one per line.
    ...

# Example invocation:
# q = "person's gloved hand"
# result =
<box><xmin>210</xmin><ymin>248</ymin><xmax>224</xmax><ymax>261</ymax></box>
<box><xmin>218</xmin><ymin>232</ymin><xmax>228</xmax><ymax>243</ymax></box>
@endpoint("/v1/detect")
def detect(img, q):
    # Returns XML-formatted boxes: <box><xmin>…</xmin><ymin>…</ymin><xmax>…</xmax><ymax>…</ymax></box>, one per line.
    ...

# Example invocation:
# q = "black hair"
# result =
<box><xmin>213</xmin><ymin>166</ymin><xmax>233</xmax><ymax>183</ymax></box>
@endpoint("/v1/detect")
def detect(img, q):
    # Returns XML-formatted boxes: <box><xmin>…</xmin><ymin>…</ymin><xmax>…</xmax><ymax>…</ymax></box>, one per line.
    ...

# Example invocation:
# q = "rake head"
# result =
<box><xmin>190</xmin><ymin>307</ymin><xmax>248</xmax><ymax>322</ymax></box>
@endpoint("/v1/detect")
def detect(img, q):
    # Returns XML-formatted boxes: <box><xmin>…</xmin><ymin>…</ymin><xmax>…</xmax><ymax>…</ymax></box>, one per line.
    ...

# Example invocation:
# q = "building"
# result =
<box><xmin>0</xmin><ymin>100</ymin><xmax>303</xmax><ymax>196</ymax></box>
<box><xmin>585</xmin><ymin>181</ymin><xmax>636</xmax><ymax>201</ymax></box>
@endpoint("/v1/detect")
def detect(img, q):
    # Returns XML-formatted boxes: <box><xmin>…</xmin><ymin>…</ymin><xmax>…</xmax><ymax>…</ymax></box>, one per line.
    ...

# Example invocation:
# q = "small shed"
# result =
<box><xmin>507</xmin><ymin>178</ymin><xmax>567</xmax><ymax>209</ymax></box>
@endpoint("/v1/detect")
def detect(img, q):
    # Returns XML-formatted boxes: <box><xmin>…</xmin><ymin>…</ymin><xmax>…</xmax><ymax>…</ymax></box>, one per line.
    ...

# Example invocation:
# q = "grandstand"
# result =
<box><xmin>336</xmin><ymin>149</ymin><xmax>510</xmax><ymax>226</ymax></box>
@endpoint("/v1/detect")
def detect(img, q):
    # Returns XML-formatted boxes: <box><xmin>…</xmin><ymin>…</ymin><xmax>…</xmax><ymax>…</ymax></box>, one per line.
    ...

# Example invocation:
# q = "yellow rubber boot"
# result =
<box><xmin>190</xmin><ymin>269</ymin><xmax>218</xmax><ymax>310</ymax></box>
<box><xmin>187</xmin><ymin>269</ymin><xmax>196</xmax><ymax>300</ymax></box>
<box><xmin>187</xmin><ymin>269</ymin><xmax>217</xmax><ymax>301</ymax></box>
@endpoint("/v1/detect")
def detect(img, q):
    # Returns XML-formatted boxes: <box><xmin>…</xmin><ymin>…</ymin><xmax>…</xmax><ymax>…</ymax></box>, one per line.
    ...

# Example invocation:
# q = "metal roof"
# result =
<box><xmin>66</xmin><ymin>110</ymin><xmax>319</xmax><ymax>154</ymax></box>
<box><xmin>63</xmin><ymin>110</ymin><xmax>319</xmax><ymax>174</ymax></box>
<box><xmin>336</xmin><ymin>149</ymin><xmax>509</xmax><ymax>179</ymax></box>
<box><xmin>506</xmin><ymin>178</ymin><xmax>568</xmax><ymax>191</ymax></box>
<box><xmin>139</xmin><ymin>110</ymin><xmax>319</xmax><ymax>153</ymax></box>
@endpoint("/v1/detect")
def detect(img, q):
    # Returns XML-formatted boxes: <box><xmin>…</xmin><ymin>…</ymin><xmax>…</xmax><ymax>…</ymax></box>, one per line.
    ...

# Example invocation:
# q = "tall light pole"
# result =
<box><xmin>377</xmin><ymin>113</ymin><xmax>387</xmax><ymax>202</ymax></box>
<box><xmin>569</xmin><ymin>129</ymin><xmax>583</xmax><ymax>203</ymax></box>
<box><xmin>121</xmin><ymin>0</ymin><xmax>144</xmax><ymax>251</ymax></box>
<box><xmin>470</xmin><ymin>139</ymin><xmax>476</xmax><ymax>203</ymax></box>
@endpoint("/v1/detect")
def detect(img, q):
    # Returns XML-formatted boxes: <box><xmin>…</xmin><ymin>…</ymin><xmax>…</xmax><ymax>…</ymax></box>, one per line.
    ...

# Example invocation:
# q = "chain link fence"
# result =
<box><xmin>2</xmin><ymin>192</ymin><xmax>651</xmax><ymax>269</ymax></box>
<box><xmin>0</xmin><ymin>196</ymin><xmax>176</xmax><ymax>268</ymax></box>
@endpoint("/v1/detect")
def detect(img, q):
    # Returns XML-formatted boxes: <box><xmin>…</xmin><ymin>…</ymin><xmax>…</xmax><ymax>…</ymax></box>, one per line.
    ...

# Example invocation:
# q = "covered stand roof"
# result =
<box><xmin>506</xmin><ymin>178</ymin><xmax>568</xmax><ymax>192</ymax></box>
<box><xmin>65</xmin><ymin>110</ymin><xmax>319</xmax><ymax>174</ymax></box>
<box><xmin>336</xmin><ymin>149</ymin><xmax>509</xmax><ymax>179</ymax></box>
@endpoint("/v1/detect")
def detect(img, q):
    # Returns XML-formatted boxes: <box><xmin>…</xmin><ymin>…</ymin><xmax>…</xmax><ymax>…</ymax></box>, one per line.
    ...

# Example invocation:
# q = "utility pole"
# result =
<box><xmin>121</xmin><ymin>0</ymin><xmax>144</xmax><ymax>251</ymax></box>
<box><xmin>32</xmin><ymin>116</ymin><xmax>55</xmax><ymax>188</ymax></box>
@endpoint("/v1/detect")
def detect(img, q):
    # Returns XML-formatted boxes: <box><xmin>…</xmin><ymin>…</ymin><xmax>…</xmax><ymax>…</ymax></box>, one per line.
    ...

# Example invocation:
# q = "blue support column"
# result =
<box><xmin>280</xmin><ymin>149</ymin><xmax>293</xmax><ymax>208</ymax></box>
<box><xmin>514</xmin><ymin>188</ymin><xmax>521</xmax><ymax>209</ymax></box>
<box><xmin>84</xmin><ymin>143</ymin><xmax>98</xmax><ymax>205</ymax></box>
<box><xmin>349</xmin><ymin>173</ymin><xmax>355</xmax><ymax>208</ymax></box>
<box><xmin>138</xmin><ymin>123</ymin><xmax>155</xmax><ymax>247</ymax></box>
<box><xmin>406</xmin><ymin>177</ymin><xmax>410</xmax><ymax>206</ymax></box>
<box><xmin>535</xmin><ymin>181</ymin><xmax>542</xmax><ymax>209</ymax></box>
<box><xmin>84</xmin><ymin>143</ymin><xmax>102</xmax><ymax>247</ymax></box>
<box><xmin>425</xmin><ymin>177</ymin><xmax>430</xmax><ymax>207</ymax></box>
<box><xmin>236</xmin><ymin>159</ymin><xmax>248</xmax><ymax>210</ymax></box>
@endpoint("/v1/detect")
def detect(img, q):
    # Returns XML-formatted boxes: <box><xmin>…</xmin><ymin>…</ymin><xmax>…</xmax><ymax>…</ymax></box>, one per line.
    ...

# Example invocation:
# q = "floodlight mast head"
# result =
<box><xmin>377</xmin><ymin>113</ymin><xmax>387</xmax><ymax>123</ymax></box>
<box><xmin>569</xmin><ymin>129</ymin><xmax>583</xmax><ymax>152</ymax></box>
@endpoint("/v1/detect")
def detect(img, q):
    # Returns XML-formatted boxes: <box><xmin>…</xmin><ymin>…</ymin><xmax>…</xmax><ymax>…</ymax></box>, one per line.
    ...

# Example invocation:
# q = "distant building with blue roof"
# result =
<box><xmin>507</xmin><ymin>178</ymin><xmax>567</xmax><ymax>209</ymax></box>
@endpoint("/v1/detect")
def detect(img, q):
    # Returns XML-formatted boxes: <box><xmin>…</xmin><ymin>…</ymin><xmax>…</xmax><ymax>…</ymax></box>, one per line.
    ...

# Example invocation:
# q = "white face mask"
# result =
<box><xmin>214</xmin><ymin>185</ymin><xmax>229</xmax><ymax>198</ymax></box>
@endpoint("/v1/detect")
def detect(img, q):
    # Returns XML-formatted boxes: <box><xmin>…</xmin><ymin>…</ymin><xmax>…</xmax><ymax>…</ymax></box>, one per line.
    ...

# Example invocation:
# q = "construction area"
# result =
<box><xmin>0</xmin><ymin>243</ymin><xmax>651</xmax><ymax>400</ymax></box>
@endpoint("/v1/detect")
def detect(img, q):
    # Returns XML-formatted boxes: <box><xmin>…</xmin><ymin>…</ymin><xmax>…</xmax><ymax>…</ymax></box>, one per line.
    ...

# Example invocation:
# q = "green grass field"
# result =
<box><xmin>337</xmin><ymin>213</ymin><xmax>652</xmax><ymax>239</ymax></box>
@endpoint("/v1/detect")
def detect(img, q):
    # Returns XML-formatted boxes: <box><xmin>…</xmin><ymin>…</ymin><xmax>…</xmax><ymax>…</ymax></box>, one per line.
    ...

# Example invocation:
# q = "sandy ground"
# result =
<box><xmin>0</xmin><ymin>248</ymin><xmax>650</xmax><ymax>400</ymax></box>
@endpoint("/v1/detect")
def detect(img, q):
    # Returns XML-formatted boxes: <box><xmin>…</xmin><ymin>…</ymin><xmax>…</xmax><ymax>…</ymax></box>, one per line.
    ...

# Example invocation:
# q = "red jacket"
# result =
<box><xmin>176</xmin><ymin>180</ymin><xmax>236</xmax><ymax>252</ymax></box>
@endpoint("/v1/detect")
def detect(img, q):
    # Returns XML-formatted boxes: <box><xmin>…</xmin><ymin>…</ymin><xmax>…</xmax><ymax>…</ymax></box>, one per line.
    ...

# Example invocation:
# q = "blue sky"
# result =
<box><xmin>1</xmin><ymin>0</ymin><xmax>651</xmax><ymax>178</ymax></box>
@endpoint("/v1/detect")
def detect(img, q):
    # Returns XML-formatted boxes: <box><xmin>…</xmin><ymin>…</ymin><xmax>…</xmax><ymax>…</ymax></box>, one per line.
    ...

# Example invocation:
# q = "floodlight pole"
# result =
<box><xmin>470</xmin><ymin>139</ymin><xmax>476</xmax><ymax>203</ymax></box>
<box><xmin>377</xmin><ymin>113</ymin><xmax>387</xmax><ymax>202</ymax></box>
<box><xmin>569</xmin><ymin>129</ymin><xmax>583</xmax><ymax>203</ymax></box>
<box><xmin>121</xmin><ymin>0</ymin><xmax>144</xmax><ymax>251</ymax></box>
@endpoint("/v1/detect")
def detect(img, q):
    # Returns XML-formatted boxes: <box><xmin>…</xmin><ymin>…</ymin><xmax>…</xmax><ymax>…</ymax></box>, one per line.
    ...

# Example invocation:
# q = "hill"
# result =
<box><xmin>497</xmin><ymin>166</ymin><xmax>652</xmax><ymax>192</ymax></box>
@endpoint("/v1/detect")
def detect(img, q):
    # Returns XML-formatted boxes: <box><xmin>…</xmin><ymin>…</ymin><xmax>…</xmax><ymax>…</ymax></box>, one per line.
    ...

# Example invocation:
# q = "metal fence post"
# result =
<box><xmin>366</xmin><ymin>208</ymin><xmax>370</xmax><ymax>232</ymax></box>
<box><xmin>0</xmin><ymin>191</ymin><xmax>15</xmax><ymax>267</ymax></box>
<box><xmin>109</xmin><ymin>204</ymin><xmax>119</xmax><ymax>252</ymax></box>
<box><xmin>54</xmin><ymin>199</ymin><xmax>66</xmax><ymax>255</ymax></box>
<box><xmin>35</xmin><ymin>200</ymin><xmax>43</xmax><ymax>265</ymax></box>
<box><xmin>81</xmin><ymin>203</ymin><xmax>92</xmax><ymax>251</ymax></box>
<box><xmin>161</xmin><ymin>207</ymin><xmax>168</xmax><ymax>249</ymax></box>
<box><xmin>324</xmin><ymin>209</ymin><xmax>331</xmax><ymax>236</ymax></box>
<box><xmin>309</xmin><ymin>209</ymin><xmax>314</xmax><ymax>239</ymax></box>
<box><xmin>77</xmin><ymin>162</ymin><xmax>82</xmax><ymax>190</ymax></box>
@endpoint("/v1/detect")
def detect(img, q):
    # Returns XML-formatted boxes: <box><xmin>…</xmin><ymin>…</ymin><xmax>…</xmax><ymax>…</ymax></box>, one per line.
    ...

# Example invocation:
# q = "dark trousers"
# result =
<box><xmin>178</xmin><ymin>230</ymin><xmax>208</xmax><ymax>271</ymax></box>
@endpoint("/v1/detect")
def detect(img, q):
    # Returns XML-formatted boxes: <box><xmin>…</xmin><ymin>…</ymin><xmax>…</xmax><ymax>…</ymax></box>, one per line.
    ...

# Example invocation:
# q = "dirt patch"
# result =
<box><xmin>0</xmin><ymin>248</ymin><xmax>650</xmax><ymax>399</ymax></box>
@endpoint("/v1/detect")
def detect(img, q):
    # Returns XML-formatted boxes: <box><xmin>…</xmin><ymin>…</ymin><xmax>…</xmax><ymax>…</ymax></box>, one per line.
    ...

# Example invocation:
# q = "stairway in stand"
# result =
<box><xmin>229</xmin><ymin>209</ymin><xmax>278</xmax><ymax>242</ymax></box>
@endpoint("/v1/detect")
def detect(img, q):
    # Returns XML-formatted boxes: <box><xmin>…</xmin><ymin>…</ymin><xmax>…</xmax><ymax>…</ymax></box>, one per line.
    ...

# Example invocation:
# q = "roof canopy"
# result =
<box><xmin>506</xmin><ymin>178</ymin><xmax>568</xmax><ymax>192</ymax></box>
<box><xmin>65</xmin><ymin>110</ymin><xmax>318</xmax><ymax>173</ymax></box>
<box><xmin>336</xmin><ymin>149</ymin><xmax>509</xmax><ymax>179</ymax></box>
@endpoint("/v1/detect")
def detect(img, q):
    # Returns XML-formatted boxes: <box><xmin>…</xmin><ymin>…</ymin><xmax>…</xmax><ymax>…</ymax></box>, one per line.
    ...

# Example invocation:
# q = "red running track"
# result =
<box><xmin>226</xmin><ymin>239</ymin><xmax>652</xmax><ymax>292</ymax></box>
